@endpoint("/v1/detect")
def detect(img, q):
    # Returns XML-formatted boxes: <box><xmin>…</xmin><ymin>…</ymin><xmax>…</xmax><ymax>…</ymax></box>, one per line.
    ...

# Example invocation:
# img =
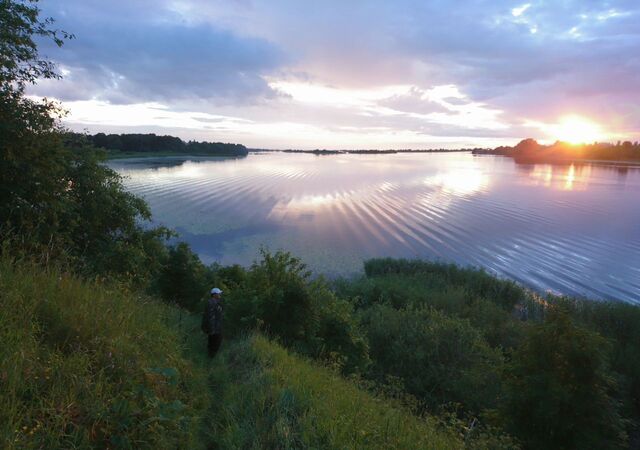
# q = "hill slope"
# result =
<box><xmin>0</xmin><ymin>258</ymin><xmax>462</xmax><ymax>449</ymax></box>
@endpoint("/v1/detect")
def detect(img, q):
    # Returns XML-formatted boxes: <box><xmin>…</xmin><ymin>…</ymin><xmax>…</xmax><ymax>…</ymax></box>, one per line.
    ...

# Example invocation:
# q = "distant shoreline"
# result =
<box><xmin>250</xmin><ymin>148</ymin><xmax>473</xmax><ymax>155</ymax></box>
<box><xmin>106</xmin><ymin>148</ymin><xmax>475</xmax><ymax>159</ymax></box>
<box><xmin>105</xmin><ymin>150</ymin><xmax>245</xmax><ymax>160</ymax></box>
<box><xmin>472</xmin><ymin>139</ymin><xmax>640</xmax><ymax>165</ymax></box>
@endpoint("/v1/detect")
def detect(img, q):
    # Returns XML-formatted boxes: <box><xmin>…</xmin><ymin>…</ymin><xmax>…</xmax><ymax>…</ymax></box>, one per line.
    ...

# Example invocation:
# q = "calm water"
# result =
<box><xmin>109</xmin><ymin>152</ymin><xmax>640</xmax><ymax>303</ymax></box>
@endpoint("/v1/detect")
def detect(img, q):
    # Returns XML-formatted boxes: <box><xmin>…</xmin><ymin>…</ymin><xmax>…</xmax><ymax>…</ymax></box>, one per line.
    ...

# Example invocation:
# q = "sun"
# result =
<box><xmin>550</xmin><ymin>115</ymin><xmax>606</xmax><ymax>144</ymax></box>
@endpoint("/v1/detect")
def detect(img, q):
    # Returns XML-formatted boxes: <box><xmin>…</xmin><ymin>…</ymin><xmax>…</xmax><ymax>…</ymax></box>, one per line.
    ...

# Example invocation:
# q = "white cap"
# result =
<box><xmin>211</xmin><ymin>287</ymin><xmax>223</xmax><ymax>295</ymax></box>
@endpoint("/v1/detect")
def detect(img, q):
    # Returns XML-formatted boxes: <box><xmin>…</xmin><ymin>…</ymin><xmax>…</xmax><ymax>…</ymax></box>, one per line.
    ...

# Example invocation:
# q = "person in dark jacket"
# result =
<box><xmin>201</xmin><ymin>287</ymin><xmax>224</xmax><ymax>358</ymax></box>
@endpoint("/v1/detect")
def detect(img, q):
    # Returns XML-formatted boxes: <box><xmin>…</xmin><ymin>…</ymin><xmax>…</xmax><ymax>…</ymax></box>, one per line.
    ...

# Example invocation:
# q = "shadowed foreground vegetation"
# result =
<box><xmin>206</xmin><ymin>335</ymin><xmax>462</xmax><ymax>449</ymax></box>
<box><xmin>0</xmin><ymin>257</ymin><xmax>208</xmax><ymax>449</ymax></box>
<box><xmin>4</xmin><ymin>251</ymin><xmax>639</xmax><ymax>449</ymax></box>
<box><xmin>1</xmin><ymin>256</ymin><xmax>468</xmax><ymax>449</ymax></box>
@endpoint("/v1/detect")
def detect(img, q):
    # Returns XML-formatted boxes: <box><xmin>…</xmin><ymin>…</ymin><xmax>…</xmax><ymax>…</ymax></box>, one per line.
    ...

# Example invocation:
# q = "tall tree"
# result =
<box><xmin>0</xmin><ymin>0</ymin><xmax>169</xmax><ymax>285</ymax></box>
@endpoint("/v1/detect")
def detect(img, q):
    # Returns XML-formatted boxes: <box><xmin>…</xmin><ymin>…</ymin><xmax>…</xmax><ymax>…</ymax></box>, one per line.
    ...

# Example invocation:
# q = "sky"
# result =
<box><xmin>31</xmin><ymin>0</ymin><xmax>640</xmax><ymax>149</ymax></box>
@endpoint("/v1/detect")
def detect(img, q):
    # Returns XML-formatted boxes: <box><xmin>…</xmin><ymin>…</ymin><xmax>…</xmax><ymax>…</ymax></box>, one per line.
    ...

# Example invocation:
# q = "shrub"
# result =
<box><xmin>155</xmin><ymin>242</ymin><xmax>208</xmax><ymax>311</ymax></box>
<box><xmin>501</xmin><ymin>306</ymin><xmax>627</xmax><ymax>449</ymax></box>
<box><xmin>223</xmin><ymin>250</ymin><xmax>370</xmax><ymax>372</ymax></box>
<box><xmin>363</xmin><ymin>258</ymin><xmax>525</xmax><ymax>310</ymax></box>
<box><xmin>360</xmin><ymin>304</ymin><xmax>504</xmax><ymax>413</ymax></box>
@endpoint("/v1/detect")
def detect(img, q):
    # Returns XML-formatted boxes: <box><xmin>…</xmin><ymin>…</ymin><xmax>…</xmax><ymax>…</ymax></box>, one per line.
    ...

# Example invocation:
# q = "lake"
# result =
<box><xmin>108</xmin><ymin>152</ymin><xmax>640</xmax><ymax>303</ymax></box>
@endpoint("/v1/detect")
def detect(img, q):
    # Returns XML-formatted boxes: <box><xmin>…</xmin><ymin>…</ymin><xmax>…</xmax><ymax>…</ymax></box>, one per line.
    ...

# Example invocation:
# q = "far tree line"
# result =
<box><xmin>83</xmin><ymin>132</ymin><xmax>249</xmax><ymax>157</ymax></box>
<box><xmin>473</xmin><ymin>138</ymin><xmax>640</xmax><ymax>163</ymax></box>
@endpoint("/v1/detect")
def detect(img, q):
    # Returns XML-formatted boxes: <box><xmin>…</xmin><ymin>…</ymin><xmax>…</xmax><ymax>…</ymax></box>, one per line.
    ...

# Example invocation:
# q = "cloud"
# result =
<box><xmin>30</xmin><ymin>0</ymin><xmax>640</xmax><ymax>146</ymax></box>
<box><xmin>166</xmin><ymin>1</ymin><xmax>640</xmax><ymax>128</ymax></box>
<box><xmin>34</xmin><ymin>0</ymin><xmax>287</xmax><ymax>104</ymax></box>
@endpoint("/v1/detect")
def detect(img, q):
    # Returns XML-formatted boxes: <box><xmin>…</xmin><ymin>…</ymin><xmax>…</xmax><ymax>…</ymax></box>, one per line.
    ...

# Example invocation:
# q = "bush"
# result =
<box><xmin>501</xmin><ymin>306</ymin><xmax>627</xmax><ymax>449</ymax></box>
<box><xmin>363</xmin><ymin>258</ymin><xmax>525</xmax><ymax>311</ymax></box>
<box><xmin>337</xmin><ymin>272</ymin><xmax>525</xmax><ymax>350</ymax></box>
<box><xmin>155</xmin><ymin>242</ymin><xmax>209</xmax><ymax>311</ymax></box>
<box><xmin>360</xmin><ymin>304</ymin><xmax>504</xmax><ymax>413</ymax></box>
<box><xmin>0</xmin><ymin>2</ymin><xmax>171</xmax><ymax>288</ymax></box>
<box><xmin>223</xmin><ymin>250</ymin><xmax>370</xmax><ymax>372</ymax></box>
<box><xmin>563</xmin><ymin>298</ymin><xmax>640</xmax><ymax>423</ymax></box>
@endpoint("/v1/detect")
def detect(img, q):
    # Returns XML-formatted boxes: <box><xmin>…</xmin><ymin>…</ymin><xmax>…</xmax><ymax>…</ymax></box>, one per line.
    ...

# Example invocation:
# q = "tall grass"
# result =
<box><xmin>1</xmin><ymin>256</ymin><xmax>468</xmax><ymax>449</ymax></box>
<box><xmin>0</xmin><ymin>257</ymin><xmax>209</xmax><ymax>449</ymax></box>
<box><xmin>206</xmin><ymin>334</ymin><xmax>464</xmax><ymax>449</ymax></box>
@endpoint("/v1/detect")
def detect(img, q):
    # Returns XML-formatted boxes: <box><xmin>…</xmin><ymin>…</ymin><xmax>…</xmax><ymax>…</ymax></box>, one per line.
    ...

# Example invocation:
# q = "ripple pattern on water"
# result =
<box><xmin>110</xmin><ymin>153</ymin><xmax>640</xmax><ymax>303</ymax></box>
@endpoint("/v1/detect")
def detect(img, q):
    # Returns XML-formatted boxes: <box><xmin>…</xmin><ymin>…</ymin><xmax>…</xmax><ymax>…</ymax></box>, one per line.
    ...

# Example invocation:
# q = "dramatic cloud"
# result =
<box><xmin>34</xmin><ymin>0</ymin><xmax>286</xmax><ymax>103</ymax></box>
<box><xmin>31</xmin><ymin>0</ymin><xmax>640</xmax><ymax>148</ymax></box>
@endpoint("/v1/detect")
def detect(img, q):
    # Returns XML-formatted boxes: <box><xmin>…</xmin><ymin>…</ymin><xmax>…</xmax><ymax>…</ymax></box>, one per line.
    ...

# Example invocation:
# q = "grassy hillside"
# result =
<box><xmin>205</xmin><ymin>334</ymin><xmax>463</xmax><ymax>449</ymax></box>
<box><xmin>0</xmin><ymin>257</ymin><xmax>465</xmax><ymax>449</ymax></box>
<box><xmin>0</xmin><ymin>257</ymin><xmax>210</xmax><ymax>449</ymax></box>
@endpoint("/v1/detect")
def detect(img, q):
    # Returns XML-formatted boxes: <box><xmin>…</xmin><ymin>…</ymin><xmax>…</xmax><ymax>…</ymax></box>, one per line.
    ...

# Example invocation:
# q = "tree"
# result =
<box><xmin>156</xmin><ymin>242</ymin><xmax>209</xmax><ymax>310</ymax></box>
<box><xmin>0</xmin><ymin>1</ymin><xmax>170</xmax><ymax>285</ymax></box>
<box><xmin>1</xmin><ymin>0</ymin><xmax>72</xmax><ymax>248</ymax></box>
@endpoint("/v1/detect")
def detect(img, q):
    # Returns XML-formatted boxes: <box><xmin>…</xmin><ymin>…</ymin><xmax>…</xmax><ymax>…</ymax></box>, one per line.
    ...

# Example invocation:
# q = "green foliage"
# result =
<box><xmin>1</xmin><ymin>0</ymin><xmax>69</xmax><ymax>241</ymax></box>
<box><xmin>337</xmin><ymin>258</ymin><xmax>640</xmax><ymax>446</ymax></box>
<box><xmin>0</xmin><ymin>2</ymin><xmax>174</xmax><ymax>287</ymax></box>
<box><xmin>206</xmin><ymin>334</ymin><xmax>463</xmax><ymax>449</ymax></box>
<box><xmin>502</xmin><ymin>306</ymin><xmax>627</xmax><ymax>449</ymax></box>
<box><xmin>210</xmin><ymin>262</ymin><xmax>248</xmax><ymax>290</ymax></box>
<box><xmin>360</xmin><ymin>304</ymin><xmax>504</xmax><ymax>413</ymax></box>
<box><xmin>155</xmin><ymin>242</ymin><xmax>209</xmax><ymax>311</ymax></box>
<box><xmin>337</xmin><ymin>270</ymin><xmax>525</xmax><ymax>350</ymax></box>
<box><xmin>559</xmin><ymin>298</ymin><xmax>640</xmax><ymax>423</ymax></box>
<box><xmin>88</xmin><ymin>132</ymin><xmax>249</xmax><ymax>157</ymax></box>
<box><xmin>232</xmin><ymin>249</ymin><xmax>316</xmax><ymax>345</ymax></box>
<box><xmin>0</xmin><ymin>257</ymin><xmax>209</xmax><ymax>449</ymax></box>
<box><xmin>221</xmin><ymin>249</ymin><xmax>370</xmax><ymax>373</ymax></box>
<box><xmin>363</xmin><ymin>258</ymin><xmax>525</xmax><ymax>310</ymax></box>
<box><xmin>0</xmin><ymin>0</ymin><xmax>70</xmax><ymax>88</ymax></box>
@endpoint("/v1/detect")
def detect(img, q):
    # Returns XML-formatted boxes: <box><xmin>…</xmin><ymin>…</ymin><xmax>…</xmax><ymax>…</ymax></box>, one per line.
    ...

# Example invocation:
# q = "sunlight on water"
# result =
<box><xmin>424</xmin><ymin>169</ymin><xmax>489</xmax><ymax>195</ymax></box>
<box><xmin>526</xmin><ymin>163</ymin><xmax>594</xmax><ymax>191</ymax></box>
<box><xmin>109</xmin><ymin>153</ymin><xmax>640</xmax><ymax>303</ymax></box>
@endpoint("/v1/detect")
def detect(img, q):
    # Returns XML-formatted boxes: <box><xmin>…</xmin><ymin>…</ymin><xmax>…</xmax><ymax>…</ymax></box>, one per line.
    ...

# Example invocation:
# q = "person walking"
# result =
<box><xmin>201</xmin><ymin>287</ymin><xmax>224</xmax><ymax>358</ymax></box>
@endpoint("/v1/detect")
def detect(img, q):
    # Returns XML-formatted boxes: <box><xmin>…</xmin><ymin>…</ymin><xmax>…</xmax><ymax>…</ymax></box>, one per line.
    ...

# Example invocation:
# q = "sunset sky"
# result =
<box><xmin>33</xmin><ymin>0</ymin><xmax>640</xmax><ymax>149</ymax></box>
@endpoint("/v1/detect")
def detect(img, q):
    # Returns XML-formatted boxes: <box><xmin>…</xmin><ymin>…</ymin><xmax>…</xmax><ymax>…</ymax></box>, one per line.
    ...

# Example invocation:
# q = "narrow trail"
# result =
<box><xmin>171</xmin><ymin>312</ymin><xmax>229</xmax><ymax>449</ymax></box>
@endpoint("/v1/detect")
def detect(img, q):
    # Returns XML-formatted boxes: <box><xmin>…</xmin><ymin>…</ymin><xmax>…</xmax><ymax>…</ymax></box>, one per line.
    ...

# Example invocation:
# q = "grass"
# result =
<box><xmin>205</xmin><ymin>334</ymin><xmax>464</xmax><ymax>449</ymax></box>
<box><xmin>9</xmin><ymin>250</ymin><xmax>632</xmax><ymax>449</ymax></box>
<box><xmin>0</xmin><ymin>257</ymin><xmax>210</xmax><ymax>449</ymax></box>
<box><xmin>1</xmin><ymin>256</ymin><xmax>465</xmax><ymax>449</ymax></box>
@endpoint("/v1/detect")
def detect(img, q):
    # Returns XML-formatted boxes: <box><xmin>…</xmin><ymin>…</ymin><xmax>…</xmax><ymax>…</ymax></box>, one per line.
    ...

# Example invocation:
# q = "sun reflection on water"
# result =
<box><xmin>526</xmin><ymin>164</ymin><xmax>593</xmax><ymax>191</ymax></box>
<box><xmin>424</xmin><ymin>169</ymin><xmax>490</xmax><ymax>195</ymax></box>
